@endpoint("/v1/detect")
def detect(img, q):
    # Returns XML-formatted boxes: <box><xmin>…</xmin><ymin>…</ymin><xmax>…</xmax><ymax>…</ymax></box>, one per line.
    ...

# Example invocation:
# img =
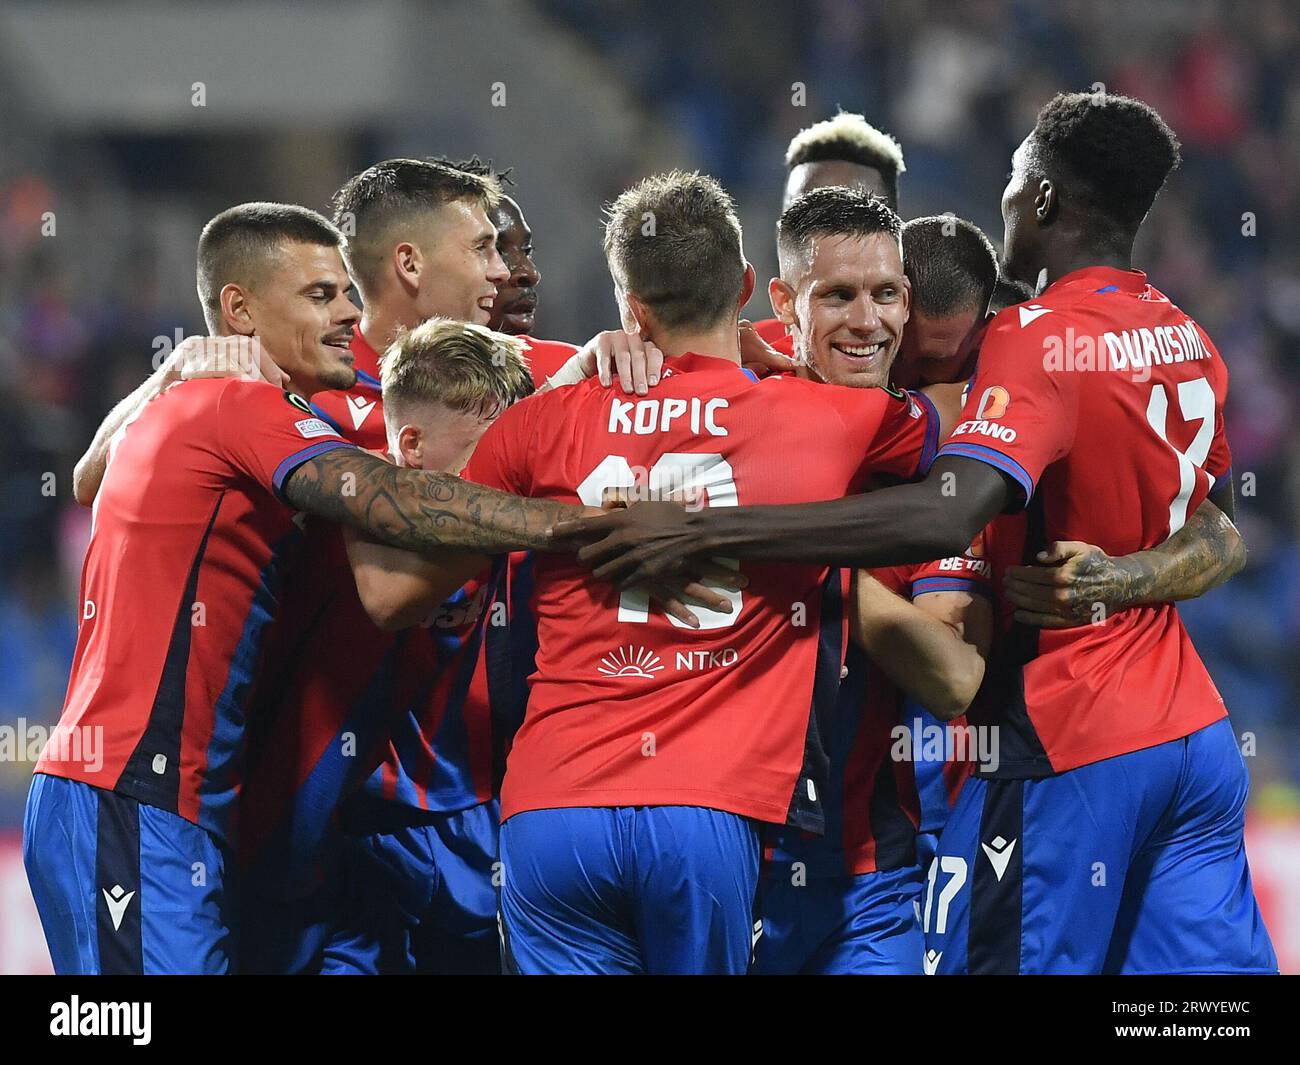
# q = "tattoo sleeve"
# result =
<box><xmin>1106</xmin><ymin>498</ymin><xmax>1247</xmax><ymax>608</ymax></box>
<box><xmin>283</xmin><ymin>447</ymin><xmax>577</xmax><ymax>554</ymax></box>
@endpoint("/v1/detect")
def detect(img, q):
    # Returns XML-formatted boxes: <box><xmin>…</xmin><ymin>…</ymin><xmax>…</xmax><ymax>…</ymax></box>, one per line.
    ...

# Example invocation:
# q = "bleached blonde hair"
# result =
<box><xmin>381</xmin><ymin>317</ymin><xmax>533</xmax><ymax>426</ymax></box>
<box><xmin>784</xmin><ymin>111</ymin><xmax>907</xmax><ymax>175</ymax></box>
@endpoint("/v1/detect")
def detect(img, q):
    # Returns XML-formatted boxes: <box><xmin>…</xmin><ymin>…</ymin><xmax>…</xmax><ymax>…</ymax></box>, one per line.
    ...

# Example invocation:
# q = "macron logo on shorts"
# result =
<box><xmin>102</xmin><ymin>884</ymin><xmax>135</xmax><ymax>931</ymax></box>
<box><xmin>981</xmin><ymin>835</ymin><xmax>1017</xmax><ymax>882</ymax></box>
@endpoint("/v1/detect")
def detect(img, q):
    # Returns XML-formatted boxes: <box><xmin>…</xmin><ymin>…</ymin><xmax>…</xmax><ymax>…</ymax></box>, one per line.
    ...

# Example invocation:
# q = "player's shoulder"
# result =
<box><xmin>520</xmin><ymin>336</ymin><xmax>580</xmax><ymax>386</ymax></box>
<box><xmin>214</xmin><ymin>379</ymin><xmax>323</xmax><ymax>423</ymax></box>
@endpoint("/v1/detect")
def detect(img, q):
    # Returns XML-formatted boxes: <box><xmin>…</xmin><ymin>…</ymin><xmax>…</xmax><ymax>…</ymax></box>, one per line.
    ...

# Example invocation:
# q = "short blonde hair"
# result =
<box><xmin>381</xmin><ymin>318</ymin><xmax>534</xmax><ymax>426</ymax></box>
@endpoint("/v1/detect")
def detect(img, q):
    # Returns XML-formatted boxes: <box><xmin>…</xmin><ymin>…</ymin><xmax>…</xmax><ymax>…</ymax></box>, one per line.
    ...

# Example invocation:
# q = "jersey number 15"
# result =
<box><xmin>577</xmin><ymin>452</ymin><xmax>743</xmax><ymax>630</ymax></box>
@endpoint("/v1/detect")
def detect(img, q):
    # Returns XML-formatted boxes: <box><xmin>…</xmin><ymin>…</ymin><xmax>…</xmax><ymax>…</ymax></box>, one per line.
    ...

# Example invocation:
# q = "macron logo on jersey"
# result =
<box><xmin>347</xmin><ymin>395</ymin><xmax>378</xmax><ymax>431</ymax></box>
<box><xmin>1018</xmin><ymin>304</ymin><xmax>1053</xmax><ymax>328</ymax></box>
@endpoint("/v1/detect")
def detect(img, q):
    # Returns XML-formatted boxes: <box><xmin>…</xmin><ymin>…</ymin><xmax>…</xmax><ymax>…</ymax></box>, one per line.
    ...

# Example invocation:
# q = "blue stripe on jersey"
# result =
<box><xmin>250</xmin><ymin>637</ymin><xmax>409</xmax><ymax>895</ymax></box>
<box><xmin>903</xmin><ymin>706</ymin><xmax>956</xmax><ymax>835</ymax></box>
<box><xmin>911</xmin><ymin>576</ymin><xmax>994</xmax><ymax>600</ymax></box>
<box><xmin>197</xmin><ymin>528</ymin><xmax>302</xmax><ymax>844</ymax></box>
<box><xmin>1212</xmin><ymin>466</ymin><xmax>1233</xmax><ymax>492</ymax></box>
<box><xmin>913</xmin><ymin>389</ymin><xmax>942</xmax><ymax>473</ymax></box>
<box><xmin>354</xmin><ymin>369</ymin><xmax>382</xmax><ymax>391</ymax></box>
<box><xmin>271</xmin><ymin>439</ymin><xmax>357</xmax><ymax>502</ymax></box>
<box><xmin>362</xmin><ymin>585</ymin><xmax>489</xmax><ymax>813</ymax></box>
<box><xmin>938</xmin><ymin>441</ymin><xmax>1035</xmax><ymax>504</ymax></box>
<box><xmin>487</xmin><ymin>554</ymin><xmax>535</xmax><ymax>795</ymax></box>
<box><xmin>307</xmin><ymin>403</ymin><xmax>346</xmax><ymax>435</ymax></box>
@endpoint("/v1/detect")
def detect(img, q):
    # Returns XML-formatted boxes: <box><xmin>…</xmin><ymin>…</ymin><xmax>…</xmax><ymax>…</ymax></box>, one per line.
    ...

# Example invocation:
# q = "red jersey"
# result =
<box><xmin>751</xmin><ymin>318</ymin><xmax>789</xmax><ymax>347</ymax></box>
<box><xmin>463</xmin><ymin>352</ymin><xmax>938</xmax><ymax>828</ymax></box>
<box><xmin>519</xmin><ymin>336</ymin><xmax>579</xmax><ymax>383</ymax></box>
<box><xmin>770</xmin><ymin>546</ymin><xmax>990</xmax><ymax>876</ymax></box>
<box><xmin>939</xmin><ymin>266</ymin><xmax>1232</xmax><ymax>776</ymax></box>
<box><xmin>37</xmin><ymin>379</ymin><xmax>355</xmax><ymax>843</ymax></box>
<box><xmin>240</xmin><ymin>342</ymin><xmax>554</xmax><ymax>886</ymax></box>
<box><xmin>311</xmin><ymin>330</ymin><xmax>387</xmax><ymax>450</ymax></box>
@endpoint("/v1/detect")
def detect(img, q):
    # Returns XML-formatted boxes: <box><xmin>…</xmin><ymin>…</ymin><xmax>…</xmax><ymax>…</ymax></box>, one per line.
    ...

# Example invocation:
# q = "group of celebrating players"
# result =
<box><xmin>22</xmin><ymin>88</ymin><xmax>1278</xmax><ymax>975</ymax></box>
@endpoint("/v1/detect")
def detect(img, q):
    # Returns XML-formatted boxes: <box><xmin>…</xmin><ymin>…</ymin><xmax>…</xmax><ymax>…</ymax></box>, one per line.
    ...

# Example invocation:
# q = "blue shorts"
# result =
<box><xmin>322</xmin><ymin>798</ymin><xmax>501</xmax><ymax>975</ymax></box>
<box><xmin>922</xmin><ymin>719</ymin><xmax>1277</xmax><ymax>974</ymax></box>
<box><xmin>237</xmin><ymin>849</ymin><xmax>349</xmax><ymax>975</ymax></box>
<box><xmin>753</xmin><ymin>863</ymin><xmax>924</xmax><ymax>974</ymax></box>
<box><xmin>499</xmin><ymin>806</ymin><xmax>761</xmax><ymax>975</ymax></box>
<box><xmin>23</xmin><ymin>773</ymin><xmax>233</xmax><ymax>975</ymax></box>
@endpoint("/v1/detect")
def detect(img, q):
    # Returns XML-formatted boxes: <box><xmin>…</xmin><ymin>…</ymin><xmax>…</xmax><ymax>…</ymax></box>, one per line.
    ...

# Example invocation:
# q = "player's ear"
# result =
<box><xmin>738</xmin><ymin>262</ymin><xmax>756</xmax><ymax>309</ymax></box>
<box><xmin>624</xmin><ymin>292</ymin><xmax>654</xmax><ymax>339</ymax></box>
<box><xmin>1035</xmin><ymin>178</ymin><xmax>1057</xmax><ymax>225</ymax></box>
<box><xmin>769</xmin><ymin>277</ymin><xmax>797</xmax><ymax>328</ymax></box>
<box><xmin>898</xmin><ymin>273</ymin><xmax>912</xmax><ymax>324</ymax></box>
<box><xmin>219</xmin><ymin>283</ymin><xmax>256</xmax><ymax>336</ymax></box>
<box><xmin>394</xmin><ymin>241</ymin><xmax>422</xmax><ymax>291</ymax></box>
<box><xmin>395</xmin><ymin>423</ymin><xmax>422</xmax><ymax>468</ymax></box>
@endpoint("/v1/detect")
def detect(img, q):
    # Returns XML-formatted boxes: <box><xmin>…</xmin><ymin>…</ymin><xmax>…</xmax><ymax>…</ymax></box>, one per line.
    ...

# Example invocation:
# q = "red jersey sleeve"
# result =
<box><xmin>831</xmin><ymin>385</ymin><xmax>940</xmax><ymax>485</ymax></box>
<box><xmin>938</xmin><ymin>314</ymin><xmax>1079</xmax><ymax>507</ymax></box>
<box><xmin>462</xmin><ymin>391</ymin><xmax>541</xmax><ymax>494</ymax></box>
<box><xmin>905</xmin><ymin>526</ymin><xmax>996</xmax><ymax>601</ymax></box>
<box><xmin>216</xmin><ymin>381</ymin><xmax>356</xmax><ymax>503</ymax></box>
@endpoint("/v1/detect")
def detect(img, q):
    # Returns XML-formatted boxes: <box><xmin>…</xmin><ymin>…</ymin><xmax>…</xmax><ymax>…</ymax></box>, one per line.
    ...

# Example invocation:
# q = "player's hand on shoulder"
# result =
<box><xmin>738</xmin><ymin>319</ymin><xmax>795</xmax><ymax>378</ymax></box>
<box><xmin>1004</xmin><ymin>540</ymin><xmax>1135</xmax><ymax>628</ymax></box>
<box><xmin>164</xmin><ymin>335</ymin><xmax>290</xmax><ymax>390</ymax></box>
<box><xmin>575</xmin><ymin>329</ymin><xmax>664</xmax><ymax>395</ymax></box>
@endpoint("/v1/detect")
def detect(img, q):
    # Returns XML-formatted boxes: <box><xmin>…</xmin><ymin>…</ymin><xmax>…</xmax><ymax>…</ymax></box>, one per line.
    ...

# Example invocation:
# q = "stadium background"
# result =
<box><xmin>0</xmin><ymin>0</ymin><xmax>1297</xmax><ymax>973</ymax></box>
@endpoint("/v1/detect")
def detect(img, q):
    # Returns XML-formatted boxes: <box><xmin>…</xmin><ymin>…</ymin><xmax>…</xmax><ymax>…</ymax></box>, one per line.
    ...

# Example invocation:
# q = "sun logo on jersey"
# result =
<box><xmin>598</xmin><ymin>645</ymin><xmax>664</xmax><ymax>680</ymax></box>
<box><xmin>975</xmin><ymin>386</ymin><xmax>1010</xmax><ymax>420</ymax></box>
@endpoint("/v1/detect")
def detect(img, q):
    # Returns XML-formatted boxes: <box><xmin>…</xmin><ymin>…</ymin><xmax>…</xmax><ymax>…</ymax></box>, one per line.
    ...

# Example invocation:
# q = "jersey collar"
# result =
<box><xmin>1043</xmin><ymin>265</ymin><xmax>1149</xmax><ymax>299</ymax></box>
<box><xmin>666</xmin><ymin>351</ymin><xmax>749</xmax><ymax>376</ymax></box>
<box><xmin>349</xmin><ymin>329</ymin><xmax>383</xmax><ymax>391</ymax></box>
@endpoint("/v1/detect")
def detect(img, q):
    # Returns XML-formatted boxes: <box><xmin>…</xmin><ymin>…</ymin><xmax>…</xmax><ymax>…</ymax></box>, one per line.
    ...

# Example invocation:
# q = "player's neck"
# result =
<box><xmin>649</xmin><ymin>324</ymin><xmax>742</xmax><ymax>365</ymax></box>
<box><xmin>359</xmin><ymin>302</ymin><xmax>420</xmax><ymax>353</ymax></box>
<box><xmin>1039</xmin><ymin>238</ymin><xmax>1135</xmax><ymax>290</ymax></box>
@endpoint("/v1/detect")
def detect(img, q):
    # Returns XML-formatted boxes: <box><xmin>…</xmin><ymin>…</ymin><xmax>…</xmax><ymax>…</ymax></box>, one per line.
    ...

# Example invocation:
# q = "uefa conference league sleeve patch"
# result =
<box><xmin>282</xmin><ymin>390</ymin><xmax>341</xmax><ymax>440</ymax></box>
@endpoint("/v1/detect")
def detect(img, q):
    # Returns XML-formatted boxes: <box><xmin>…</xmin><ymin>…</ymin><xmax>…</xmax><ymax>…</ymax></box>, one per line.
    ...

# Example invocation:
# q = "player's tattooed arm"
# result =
<box><xmin>852</xmin><ymin>574</ymin><xmax>993</xmax><ymax>720</ymax></box>
<box><xmin>553</xmin><ymin>455</ymin><xmax>1011</xmax><ymax>586</ymax></box>
<box><xmin>1002</xmin><ymin>497</ymin><xmax>1246</xmax><ymax>628</ymax></box>
<box><xmin>283</xmin><ymin>448</ymin><xmax>574</xmax><ymax>555</ymax></box>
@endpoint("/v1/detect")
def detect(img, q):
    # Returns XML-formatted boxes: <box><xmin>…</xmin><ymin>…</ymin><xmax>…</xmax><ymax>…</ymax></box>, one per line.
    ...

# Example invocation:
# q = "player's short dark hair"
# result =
<box><xmin>434</xmin><ymin>155</ymin><xmax>515</xmax><ymax>188</ymax></box>
<box><xmin>1029</xmin><ymin>91</ymin><xmax>1181</xmax><ymax>230</ymax></box>
<box><xmin>902</xmin><ymin>215</ymin><xmax>998</xmax><ymax>318</ymax></box>
<box><xmin>603</xmin><ymin>170</ymin><xmax>745</xmax><ymax>332</ymax></box>
<box><xmin>785</xmin><ymin>112</ymin><xmax>905</xmax><ymax>209</ymax></box>
<box><xmin>196</xmin><ymin>201</ymin><xmax>341</xmax><ymax>333</ymax></box>
<box><xmin>989</xmin><ymin>274</ymin><xmax>1036</xmax><ymax>315</ymax></box>
<box><xmin>777</xmin><ymin>186</ymin><xmax>902</xmax><ymax>280</ymax></box>
<box><xmin>329</xmin><ymin>158</ymin><xmax>502</xmax><ymax>292</ymax></box>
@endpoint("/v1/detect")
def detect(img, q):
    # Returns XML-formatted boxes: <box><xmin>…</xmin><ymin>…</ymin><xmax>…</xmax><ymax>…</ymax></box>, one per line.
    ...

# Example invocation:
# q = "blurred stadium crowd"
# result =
<box><xmin>0</xmin><ymin>0</ymin><xmax>1297</xmax><ymax>833</ymax></box>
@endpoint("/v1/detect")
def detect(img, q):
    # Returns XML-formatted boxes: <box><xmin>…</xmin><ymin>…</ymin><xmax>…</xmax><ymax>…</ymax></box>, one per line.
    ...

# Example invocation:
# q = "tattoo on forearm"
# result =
<box><xmin>283</xmin><ymin>448</ymin><xmax>572</xmax><ymax>554</ymax></box>
<box><xmin>1106</xmin><ymin>504</ymin><xmax>1244</xmax><ymax>611</ymax></box>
